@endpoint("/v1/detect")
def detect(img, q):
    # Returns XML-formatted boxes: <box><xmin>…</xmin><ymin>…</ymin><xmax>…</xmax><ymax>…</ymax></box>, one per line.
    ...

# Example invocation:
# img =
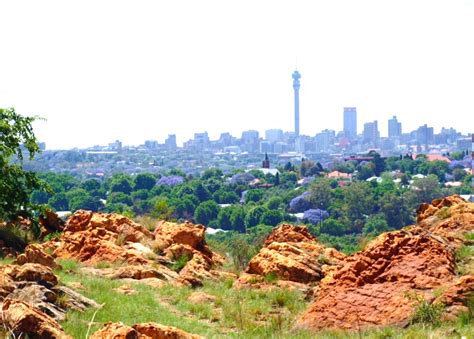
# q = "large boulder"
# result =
<box><xmin>296</xmin><ymin>196</ymin><xmax>474</xmax><ymax>331</ymax></box>
<box><xmin>240</xmin><ymin>224</ymin><xmax>344</xmax><ymax>286</ymax></box>
<box><xmin>1</xmin><ymin>299</ymin><xmax>71</xmax><ymax>339</ymax></box>
<box><xmin>0</xmin><ymin>263</ymin><xmax>98</xmax><ymax>322</ymax></box>
<box><xmin>53</xmin><ymin>210</ymin><xmax>153</xmax><ymax>265</ymax></box>
<box><xmin>16</xmin><ymin>244</ymin><xmax>60</xmax><ymax>269</ymax></box>
<box><xmin>90</xmin><ymin>321</ymin><xmax>203</xmax><ymax>339</ymax></box>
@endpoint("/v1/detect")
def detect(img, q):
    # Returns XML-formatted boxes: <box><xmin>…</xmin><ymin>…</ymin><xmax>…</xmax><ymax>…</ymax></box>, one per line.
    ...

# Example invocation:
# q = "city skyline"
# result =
<box><xmin>0</xmin><ymin>1</ymin><xmax>473</xmax><ymax>149</ymax></box>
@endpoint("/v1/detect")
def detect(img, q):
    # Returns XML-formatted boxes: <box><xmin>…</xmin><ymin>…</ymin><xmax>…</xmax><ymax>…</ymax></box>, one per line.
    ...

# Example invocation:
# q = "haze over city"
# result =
<box><xmin>1</xmin><ymin>0</ymin><xmax>473</xmax><ymax>149</ymax></box>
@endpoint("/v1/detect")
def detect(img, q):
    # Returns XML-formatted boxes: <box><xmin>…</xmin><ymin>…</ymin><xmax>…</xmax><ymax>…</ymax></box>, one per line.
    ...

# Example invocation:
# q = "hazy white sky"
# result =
<box><xmin>1</xmin><ymin>0</ymin><xmax>473</xmax><ymax>149</ymax></box>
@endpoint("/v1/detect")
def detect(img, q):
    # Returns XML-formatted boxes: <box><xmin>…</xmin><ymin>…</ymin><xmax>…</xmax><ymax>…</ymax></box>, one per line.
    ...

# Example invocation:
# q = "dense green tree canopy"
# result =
<box><xmin>0</xmin><ymin>108</ymin><xmax>47</xmax><ymax>221</ymax></box>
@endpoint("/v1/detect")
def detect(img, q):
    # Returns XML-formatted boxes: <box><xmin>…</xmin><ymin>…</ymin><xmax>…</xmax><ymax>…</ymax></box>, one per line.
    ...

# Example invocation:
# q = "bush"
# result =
<box><xmin>409</xmin><ymin>294</ymin><xmax>445</xmax><ymax>326</ymax></box>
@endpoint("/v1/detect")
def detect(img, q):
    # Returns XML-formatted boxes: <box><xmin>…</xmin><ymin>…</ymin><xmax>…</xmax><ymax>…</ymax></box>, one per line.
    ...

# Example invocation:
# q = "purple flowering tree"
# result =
<box><xmin>289</xmin><ymin>191</ymin><xmax>313</xmax><ymax>213</ymax></box>
<box><xmin>302</xmin><ymin>208</ymin><xmax>329</xmax><ymax>224</ymax></box>
<box><xmin>157</xmin><ymin>175</ymin><xmax>184</xmax><ymax>186</ymax></box>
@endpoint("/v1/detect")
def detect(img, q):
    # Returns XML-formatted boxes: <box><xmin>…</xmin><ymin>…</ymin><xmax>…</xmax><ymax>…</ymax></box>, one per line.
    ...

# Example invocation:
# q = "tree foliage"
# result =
<box><xmin>0</xmin><ymin>108</ymin><xmax>47</xmax><ymax>221</ymax></box>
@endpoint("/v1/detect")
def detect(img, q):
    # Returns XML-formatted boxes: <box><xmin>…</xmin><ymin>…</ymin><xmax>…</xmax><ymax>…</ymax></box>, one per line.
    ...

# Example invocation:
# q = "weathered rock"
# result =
<box><xmin>263</xmin><ymin>224</ymin><xmax>316</xmax><ymax>246</ymax></box>
<box><xmin>187</xmin><ymin>292</ymin><xmax>216</xmax><ymax>304</ymax></box>
<box><xmin>90</xmin><ymin>321</ymin><xmax>203</xmax><ymax>339</ymax></box>
<box><xmin>1</xmin><ymin>263</ymin><xmax>58</xmax><ymax>286</ymax></box>
<box><xmin>246</xmin><ymin>242</ymin><xmax>323</xmax><ymax>283</ymax></box>
<box><xmin>113</xmin><ymin>284</ymin><xmax>137</xmax><ymax>295</ymax></box>
<box><xmin>53</xmin><ymin>210</ymin><xmax>153</xmax><ymax>265</ymax></box>
<box><xmin>416</xmin><ymin>195</ymin><xmax>466</xmax><ymax>223</ymax></box>
<box><xmin>241</xmin><ymin>224</ymin><xmax>344</xmax><ymax>285</ymax></box>
<box><xmin>39</xmin><ymin>209</ymin><xmax>65</xmax><ymax>237</ymax></box>
<box><xmin>0</xmin><ymin>263</ymin><xmax>97</xmax><ymax>322</ymax></box>
<box><xmin>16</xmin><ymin>244</ymin><xmax>60</xmax><ymax>269</ymax></box>
<box><xmin>435</xmin><ymin>275</ymin><xmax>474</xmax><ymax>320</ymax></box>
<box><xmin>296</xmin><ymin>195</ymin><xmax>474</xmax><ymax>331</ymax></box>
<box><xmin>296</xmin><ymin>229</ymin><xmax>457</xmax><ymax>330</ymax></box>
<box><xmin>1</xmin><ymin>299</ymin><xmax>71</xmax><ymax>339</ymax></box>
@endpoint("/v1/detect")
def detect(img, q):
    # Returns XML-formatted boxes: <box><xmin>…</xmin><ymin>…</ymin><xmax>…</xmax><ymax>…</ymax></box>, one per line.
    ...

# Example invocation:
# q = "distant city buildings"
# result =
<box><xmin>265</xmin><ymin>129</ymin><xmax>283</xmax><ymax>143</ymax></box>
<box><xmin>343</xmin><ymin>107</ymin><xmax>357</xmax><ymax>139</ymax></box>
<box><xmin>363</xmin><ymin>121</ymin><xmax>380</xmax><ymax>147</ymax></box>
<box><xmin>165</xmin><ymin>134</ymin><xmax>177</xmax><ymax>151</ymax></box>
<box><xmin>388</xmin><ymin>116</ymin><xmax>402</xmax><ymax>138</ymax></box>
<box><xmin>57</xmin><ymin>70</ymin><xmax>470</xmax><ymax>163</ymax></box>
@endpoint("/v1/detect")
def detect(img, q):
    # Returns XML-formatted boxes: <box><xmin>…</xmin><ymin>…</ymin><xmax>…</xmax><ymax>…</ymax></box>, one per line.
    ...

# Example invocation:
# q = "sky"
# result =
<box><xmin>0</xmin><ymin>0</ymin><xmax>473</xmax><ymax>149</ymax></box>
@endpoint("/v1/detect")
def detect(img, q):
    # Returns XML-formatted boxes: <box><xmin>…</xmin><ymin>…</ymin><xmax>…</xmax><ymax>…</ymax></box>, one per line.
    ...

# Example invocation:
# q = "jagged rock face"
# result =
<box><xmin>90</xmin><ymin>321</ymin><xmax>203</xmax><ymax>339</ymax></box>
<box><xmin>0</xmin><ymin>263</ymin><xmax>98</xmax><ymax>322</ymax></box>
<box><xmin>47</xmin><ymin>211</ymin><xmax>226</xmax><ymax>286</ymax></box>
<box><xmin>296</xmin><ymin>195</ymin><xmax>474</xmax><ymax>331</ymax></box>
<box><xmin>264</xmin><ymin>224</ymin><xmax>316</xmax><ymax>245</ymax></box>
<box><xmin>53</xmin><ymin>210</ymin><xmax>153</xmax><ymax>265</ymax></box>
<box><xmin>1</xmin><ymin>299</ymin><xmax>71</xmax><ymax>339</ymax></box>
<box><xmin>16</xmin><ymin>244</ymin><xmax>60</xmax><ymax>269</ymax></box>
<box><xmin>240</xmin><ymin>224</ymin><xmax>345</xmax><ymax>285</ymax></box>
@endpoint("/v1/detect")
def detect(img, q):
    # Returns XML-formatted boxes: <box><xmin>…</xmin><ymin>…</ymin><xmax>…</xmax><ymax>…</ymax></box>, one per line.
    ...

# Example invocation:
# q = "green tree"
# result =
<box><xmin>48</xmin><ymin>193</ymin><xmax>69</xmax><ymax>211</ymax></box>
<box><xmin>245</xmin><ymin>189</ymin><xmax>264</xmax><ymax>203</ymax></box>
<box><xmin>108</xmin><ymin>192</ymin><xmax>133</xmax><ymax>206</ymax></box>
<box><xmin>133</xmin><ymin>173</ymin><xmax>156</xmax><ymax>191</ymax></box>
<box><xmin>0</xmin><ymin>108</ymin><xmax>48</xmax><ymax>221</ymax></box>
<box><xmin>259</xmin><ymin>210</ymin><xmax>283</xmax><ymax>226</ymax></box>
<box><xmin>151</xmin><ymin>197</ymin><xmax>174</xmax><ymax>220</ymax></box>
<box><xmin>245</xmin><ymin>206</ymin><xmax>268</xmax><ymax>228</ymax></box>
<box><xmin>362</xmin><ymin>214</ymin><xmax>391</xmax><ymax>235</ymax></box>
<box><xmin>80</xmin><ymin>179</ymin><xmax>101</xmax><ymax>192</ymax></box>
<box><xmin>343</xmin><ymin>181</ymin><xmax>373</xmax><ymax>231</ymax></box>
<box><xmin>109</xmin><ymin>174</ymin><xmax>133</xmax><ymax>194</ymax></box>
<box><xmin>194</xmin><ymin>200</ymin><xmax>220</xmax><ymax>225</ymax></box>
<box><xmin>195</xmin><ymin>183</ymin><xmax>211</xmax><ymax>202</ymax></box>
<box><xmin>217</xmin><ymin>207</ymin><xmax>233</xmax><ymax>230</ymax></box>
<box><xmin>230</xmin><ymin>206</ymin><xmax>246</xmax><ymax>233</ymax></box>
<box><xmin>201</xmin><ymin>168</ymin><xmax>223</xmax><ymax>180</ymax></box>
<box><xmin>309</xmin><ymin>178</ymin><xmax>333</xmax><ymax>210</ymax></box>
<box><xmin>266</xmin><ymin>196</ymin><xmax>282</xmax><ymax>210</ymax></box>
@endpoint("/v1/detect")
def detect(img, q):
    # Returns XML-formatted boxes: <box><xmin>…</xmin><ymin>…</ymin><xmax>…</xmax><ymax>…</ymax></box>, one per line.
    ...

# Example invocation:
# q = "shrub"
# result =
<box><xmin>408</xmin><ymin>293</ymin><xmax>444</xmax><ymax>326</ymax></box>
<box><xmin>170</xmin><ymin>254</ymin><xmax>191</xmax><ymax>272</ymax></box>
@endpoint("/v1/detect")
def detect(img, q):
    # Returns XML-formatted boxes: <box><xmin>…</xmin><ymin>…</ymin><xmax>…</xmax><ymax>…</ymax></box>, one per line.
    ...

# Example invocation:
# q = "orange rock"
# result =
<box><xmin>16</xmin><ymin>244</ymin><xmax>60</xmax><ymax>269</ymax></box>
<box><xmin>296</xmin><ymin>195</ymin><xmax>474</xmax><ymax>331</ymax></box>
<box><xmin>53</xmin><ymin>210</ymin><xmax>152</xmax><ymax>265</ymax></box>
<box><xmin>90</xmin><ymin>321</ymin><xmax>203</xmax><ymax>339</ymax></box>
<box><xmin>187</xmin><ymin>292</ymin><xmax>216</xmax><ymax>304</ymax></box>
<box><xmin>264</xmin><ymin>224</ymin><xmax>316</xmax><ymax>246</ymax></box>
<box><xmin>1</xmin><ymin>299</ymin><xmax>71</xmax><ymax>339</ymax></box>
<box><xmin>241</xmin><ymin>224</ymin><xmax>344</xmax><ymax>285</ymax></box>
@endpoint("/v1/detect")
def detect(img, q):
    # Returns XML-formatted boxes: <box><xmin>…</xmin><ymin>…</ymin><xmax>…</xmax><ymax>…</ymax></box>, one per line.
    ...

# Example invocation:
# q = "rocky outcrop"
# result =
<box><xmin>1</xmin><ymin>299</ymin><xmax>71</xmax><ymax>339</ymax></box>
<box><xmin>16</xmin><ymin>243</ymin><xmax>60</xmax><ymax>269</ymax></box>
<box><xmin>39</xmin><ymin>209</ymin><xmax>65</xmax><ymax>238</ymax></box>
<box><xmin>90</xmin><ymin>321</ymin><xmax>203</xmax><ymax>339</ymax></box>
<box><xmin>296</xmin><ymin>196</ymin><xmax>474</xmax><ymax>331</ymax></box>
<box><xmin>239</xmin><ymin>224</ymin><xmax>344</xmax><ymax>286</ymax></box>
<box><xmin>0</xmin><ymin>263</ymin><xmax>98</xmax><ymax>322</ymax></box>
<box><xmin>52</xmin><ymin>210</ymin><xmax>153</xmax><ymax>265</ymax></box>
<box><xmin>43</xmin><ymin>211</ymin><xmax>226</xmax><ymax>286</ymax></box>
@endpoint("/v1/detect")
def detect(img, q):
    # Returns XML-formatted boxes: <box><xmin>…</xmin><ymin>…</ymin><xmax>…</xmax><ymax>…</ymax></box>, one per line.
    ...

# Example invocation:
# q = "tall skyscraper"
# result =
<box><xmin>388</xmin><ymin>116</ymin><xmax>402</xmax><ymax>138</ymax></box>
<box><xmin>292</xmin><ymin>70</ymin><xmax>301</xmax><ymax>137</ymax></box>
<box><xmin>363</xmin><ymin>121</ymin><xmax>380</xmax><ymax>146</ymax></box>
<box><xmin>343</xmin><ymin>107</ymin><xmax>357</xmax><ymax>139</ymax></box>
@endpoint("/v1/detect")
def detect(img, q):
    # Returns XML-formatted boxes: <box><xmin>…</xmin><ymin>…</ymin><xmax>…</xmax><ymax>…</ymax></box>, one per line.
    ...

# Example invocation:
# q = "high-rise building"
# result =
<box><xmin>241</xmin><ymin>130</ymin><xmax>260</xmax><ymax>153</ymax></box>
<box><xmin>388</xmin><ymin>116</ymin><xmax>402</xmax><ymax>138</ymax></box>
<box><xmin>292</xmin><ymin>70</ymin><xmax>301</xmax><ymax>137</ymax></box>
<box><xmin>343</xmin><ymin>107</ymin><xmax>357</xmax><ymax>139</ymax></box>
<box><xmin>265</xmin><ymin>129</ymin><xmax>283</xmax><ymax>143</ymax></box>
<box><xmin>363</xmin><ymin>121</ymin><xmax>380</xmax><ymax>146</ymax></box>
<box><xmin>165</xmin><ymin>134</ymin><xmax>177</xmax><ymax>151</ymax></box>
<box><xmin>315</xmin><ymin>129</ymin><xmax>335</xmax><ymax>153</ymax></box>
<box><xmin>416</xmin><ymin>124</ymin><xmax>434</xmax><ymax>147</ymax></box>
